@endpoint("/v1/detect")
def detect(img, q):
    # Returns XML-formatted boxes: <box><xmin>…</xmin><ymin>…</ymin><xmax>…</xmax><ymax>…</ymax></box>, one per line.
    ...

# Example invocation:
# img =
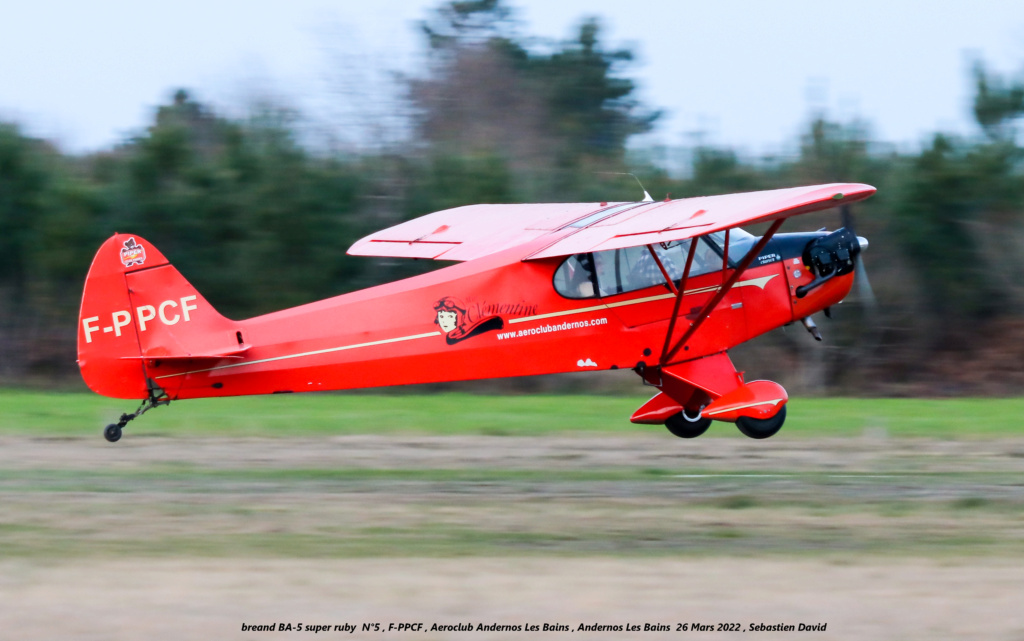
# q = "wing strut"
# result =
<box><xmin>658</xmin><ymin>238</ymin><xmax>700</xmax><ymax>363</ymax></box>
<box><xmin>721</xmin><ymin>229</ymin><xmax>730</xmax><ymax>284</ymax></box>
<box><xmin>645</xmin><ymin>244</ymin><xmax>678</xmax><ymax>295</ymax></box>
<box><xmin>660</xmin><ymin>219</ymin><xmax>785</xmax><ymax>366</ymax></box>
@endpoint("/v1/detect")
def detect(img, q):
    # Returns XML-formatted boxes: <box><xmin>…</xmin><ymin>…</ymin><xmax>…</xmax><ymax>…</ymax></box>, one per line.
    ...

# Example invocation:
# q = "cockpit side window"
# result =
<box><xmin>592</xmin><ymin>238</ymin><xmax>722</xmax><ymax>297</ymax></box>
<box><xmin>592</xmin><ymin>245</ymin><xmax>663</xmax><ymax>297</ymax></box>
<box><xmin>553</xmin><ymin>253</ymin><xmax>599</xmax><ymax>299</ymax></box>
<box><xmin>553</xmin><ymin>235</ymin><xmax>737</xmax><ymax>300</ymax></box>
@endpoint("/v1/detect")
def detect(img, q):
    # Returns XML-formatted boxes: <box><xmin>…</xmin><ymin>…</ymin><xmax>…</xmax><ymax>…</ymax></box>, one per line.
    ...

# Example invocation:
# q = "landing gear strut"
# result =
<box><xmin>103</xmin><ymin>379</ymin><xmax>170</xmax><ymax>443</ymax></box>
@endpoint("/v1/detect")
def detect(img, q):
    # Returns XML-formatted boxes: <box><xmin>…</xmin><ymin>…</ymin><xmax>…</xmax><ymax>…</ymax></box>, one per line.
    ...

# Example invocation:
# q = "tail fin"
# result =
<box><xmin>77</xmin><ymin>234</ymin><xmax>246</xmax><ymax>399</ymax></box>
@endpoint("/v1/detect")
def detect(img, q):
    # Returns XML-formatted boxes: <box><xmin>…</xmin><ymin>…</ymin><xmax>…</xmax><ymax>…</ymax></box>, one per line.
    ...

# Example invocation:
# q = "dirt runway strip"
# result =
<box><xmin>6</xmin><ymin>431</ymin><xmax>1024</xmax><ymax>473</ymax></box>
<box><xmin>2</xmin><ymin>433</ymin><xmax>1024</xmax><ymax>639</ymax></box>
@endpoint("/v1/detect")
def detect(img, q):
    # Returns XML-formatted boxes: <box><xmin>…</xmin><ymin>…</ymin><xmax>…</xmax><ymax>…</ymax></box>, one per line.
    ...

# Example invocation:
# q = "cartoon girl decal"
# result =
<box><xmin>433</xmin><ymin>296</ymin><xmax>504</xmax><ymax>345</ymax></box>
<box><xmin>434</xmin><ymin>296</ymin><xmax>466</xmax><ymax>334</ymax></box>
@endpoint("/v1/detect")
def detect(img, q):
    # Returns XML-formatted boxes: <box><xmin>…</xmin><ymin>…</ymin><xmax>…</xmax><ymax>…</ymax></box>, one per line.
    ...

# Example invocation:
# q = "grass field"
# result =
<box><xmin>4</xmin><ymin>390</ymin><xmax>1024</xmax><ymax>437</ymax></box>
<box><xmin>3</xmin><ymin>391</ymin><xmax>1024</xmax><ymax>639</ymax></box>
<box><xmin>2</xmin><ymin>391</ymin><xmax>1023</xmax><ymax>561</ymax></box>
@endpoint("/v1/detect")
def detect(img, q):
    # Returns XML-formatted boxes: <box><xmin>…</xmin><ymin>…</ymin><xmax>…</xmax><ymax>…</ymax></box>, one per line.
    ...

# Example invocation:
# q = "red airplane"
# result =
<box><xmin>77</xmin><ymin>183</ymin><xmax>875</xmax><ymax>442</ymax></box>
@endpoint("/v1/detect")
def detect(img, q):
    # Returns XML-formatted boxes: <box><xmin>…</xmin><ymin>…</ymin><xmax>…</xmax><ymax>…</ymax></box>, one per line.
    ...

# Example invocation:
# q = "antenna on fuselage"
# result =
<box><xmin>596</xmin><ymin>172</ymin><xmax>654</xmax><ymax>202</ymax></box>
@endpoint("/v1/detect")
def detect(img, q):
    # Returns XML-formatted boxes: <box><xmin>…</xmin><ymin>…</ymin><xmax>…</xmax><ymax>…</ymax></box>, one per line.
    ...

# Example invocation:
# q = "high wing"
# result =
<box><xmin>525</xmin><ymin>183</ymin><xmax>875</xmax><ymax>259</ymax></box>
<box><xmin>347</xmin><ymin>202</ymin><xmax>609</xmax><ymax>261</ymax></box>
<box><xmin>347</xmin><ymin>183</ymin><xmax>876</xmax><ymax>262</ymax></box>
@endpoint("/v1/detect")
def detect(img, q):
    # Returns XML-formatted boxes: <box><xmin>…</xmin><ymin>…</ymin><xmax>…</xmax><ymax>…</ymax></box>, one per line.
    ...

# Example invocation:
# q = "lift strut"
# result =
<box><xmin>659</xmin><ymin>219</ymin><xmax>785</xmax><ymax>366</ymax></box>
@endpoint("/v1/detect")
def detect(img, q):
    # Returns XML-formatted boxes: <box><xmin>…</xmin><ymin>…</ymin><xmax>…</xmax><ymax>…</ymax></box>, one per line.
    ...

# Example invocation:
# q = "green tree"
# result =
<box><xmin>972</xmin><ymin>62</ymin><xmax>1024</xmax><ymax>140</ymax></box>
<box><xmin>409</xmin><ymin>0</ymin><xmax>658</xmax><ymax>199</ymax></box>
<box><xmin>103</xmin><ymin>91</ymin><xmax>366</xmax><ymax>316</ymax></box>
<box><xmin>0</xmin><ymin>124</ymin><xmax>52</xmax><ymax>303</ymax></box>
<box><xmin>891</xmin><ymin>135</ymin><xmax>996</xmax><ymax>323</ymax></box>
<box><xmin>530</xmin><ymin>18</ymin><xmax>658</xmax><ymax>161</ymax></box>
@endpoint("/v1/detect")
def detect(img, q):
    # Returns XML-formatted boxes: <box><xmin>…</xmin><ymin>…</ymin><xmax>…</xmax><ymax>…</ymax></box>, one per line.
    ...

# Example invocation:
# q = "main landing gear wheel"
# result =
<box><xmin>665</xmin><ymin>408</ymin><xmax>711</xmax><ymax>439</ymax></box>
<box><xmin>735</xmin><ymin>405</ymin><xmax>787</xmax><ymax>440</ymax></box>
<box><xmin>103</xmin><ymin>424</ymin><xmax>122</xmax><ymax>443</ymax></box>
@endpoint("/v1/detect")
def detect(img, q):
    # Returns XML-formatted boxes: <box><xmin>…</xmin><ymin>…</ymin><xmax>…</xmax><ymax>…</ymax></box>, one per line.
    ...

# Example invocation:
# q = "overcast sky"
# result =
<box><xmin>2</xmin><ymin>0</ymin><xmax>1024</xmax><ymax>155</ymax></box>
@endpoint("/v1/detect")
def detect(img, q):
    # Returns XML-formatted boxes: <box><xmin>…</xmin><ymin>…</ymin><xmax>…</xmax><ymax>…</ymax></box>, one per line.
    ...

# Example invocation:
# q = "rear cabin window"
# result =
<box><xmin>553</xmin><ymin>253</ymin><xmax>599</xmax><ymax>299</ymax></box>
<box><xmin>553</xmin><ymin>238</ymin><xmax>725</xmax><ymax>300</ymax></box>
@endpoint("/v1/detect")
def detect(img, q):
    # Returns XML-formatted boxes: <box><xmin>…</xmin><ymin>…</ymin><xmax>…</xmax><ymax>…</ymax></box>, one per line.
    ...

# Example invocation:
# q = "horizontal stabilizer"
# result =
<box><xmin>120</xmin><ymin>345</ymin><xmax>251</xmax><ymax>362</ymax></box>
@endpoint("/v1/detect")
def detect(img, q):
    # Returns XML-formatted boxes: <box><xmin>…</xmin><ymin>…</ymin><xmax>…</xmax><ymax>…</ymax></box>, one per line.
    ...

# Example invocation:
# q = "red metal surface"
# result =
<box><xmin>701</xmin><ymin>380</ymin><xmax>789</xmax><ymax>422</ymax></box>
<box><xmin>630</xmin><ymin>392</ymin><xmax>683</xmax><ymax>424</ymax></box>
<box><xmin>651</xmin><ymin>353</ymin><xmax>744</xmax><ymax>401</ymax></box>
<box><xmin>77</xmin><ymin>235</ymin><xmax>168</xmax><ymax>399</ymax></box>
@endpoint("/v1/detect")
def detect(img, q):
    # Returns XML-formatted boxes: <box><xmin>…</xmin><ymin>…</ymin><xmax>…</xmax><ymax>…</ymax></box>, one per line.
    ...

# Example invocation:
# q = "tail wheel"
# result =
<box><xmin>735</xmin><ymin>405</ymin><xmax>787</xmax><ymax>439</ymax></box>
<box><xmin>103</xmin><ymin>424</ymin><xmax>122</xmax><ymax>443</ymax></box>
<box><xmin>665</xmin><ymin>407</ymin><xmax>711</xmax><ymax>439</ymax></box>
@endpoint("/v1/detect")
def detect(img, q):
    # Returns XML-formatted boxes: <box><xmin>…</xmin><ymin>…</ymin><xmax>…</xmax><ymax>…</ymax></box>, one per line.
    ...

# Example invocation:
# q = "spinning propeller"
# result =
<box><xmin>795</xmin><ymin>204</ymin><xmax>876</xmax><ymax>340</ymax></box>
<box><xmin>840</xmin><ymin>204</ymin><xmax>877</xmax><ymax>309</ymax></box>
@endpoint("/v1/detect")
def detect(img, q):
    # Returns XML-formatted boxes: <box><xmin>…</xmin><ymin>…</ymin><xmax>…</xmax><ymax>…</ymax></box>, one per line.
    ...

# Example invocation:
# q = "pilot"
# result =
<box><xmin>566</xmin><ymin>253</ymin><xmax>597</xmax><ymax>298</ymax></box>
<box><xmin>627</xmin><ymin>245</ymin><xmax>681</xmax><ymax>291</ymax></box>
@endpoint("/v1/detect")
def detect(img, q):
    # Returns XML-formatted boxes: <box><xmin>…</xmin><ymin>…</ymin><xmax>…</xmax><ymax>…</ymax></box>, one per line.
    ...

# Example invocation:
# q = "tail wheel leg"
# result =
<box><xmin>102</xmin><ymin>379</ymin><xmax>170</xmax><ymax>443</ymax></box>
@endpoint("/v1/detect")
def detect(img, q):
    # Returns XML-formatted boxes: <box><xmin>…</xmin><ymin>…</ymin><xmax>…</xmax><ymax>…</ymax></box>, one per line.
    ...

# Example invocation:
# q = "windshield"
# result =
<box><xmin>706</xmin><ymin>228</ymin><xmax>757</xmax><ymax>265</ymax></box>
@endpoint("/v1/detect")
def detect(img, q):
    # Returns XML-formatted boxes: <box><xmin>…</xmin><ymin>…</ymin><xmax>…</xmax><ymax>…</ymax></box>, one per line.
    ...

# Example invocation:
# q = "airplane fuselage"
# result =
<box><xmin>125</xmin><ymin>232</ymin><xmax>852</xmax><ymax>401</ymax></box>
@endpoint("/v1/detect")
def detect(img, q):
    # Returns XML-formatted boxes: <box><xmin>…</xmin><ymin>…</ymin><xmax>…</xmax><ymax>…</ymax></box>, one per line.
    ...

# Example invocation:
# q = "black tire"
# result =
<box><xmin>103</xmin><ymin>424</ymin><xmax>122</xmax><ymax>443</ymax></box>
<box><xmin>735</xmin><ymin>405</ymin><xmax>786</xmax><ymax>440</ymax></box>
<box><xmin>665</xmin><ymin>408</ymin><xmax>711</xmax><ymax>439</ymax></box>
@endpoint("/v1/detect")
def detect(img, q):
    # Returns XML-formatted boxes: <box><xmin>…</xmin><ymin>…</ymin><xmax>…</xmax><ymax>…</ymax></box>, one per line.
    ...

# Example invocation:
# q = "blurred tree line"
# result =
<box><xmin>1</xmin><ymin>0</ymin><xmax>1024</xmax><ymax>394</ymax></box>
